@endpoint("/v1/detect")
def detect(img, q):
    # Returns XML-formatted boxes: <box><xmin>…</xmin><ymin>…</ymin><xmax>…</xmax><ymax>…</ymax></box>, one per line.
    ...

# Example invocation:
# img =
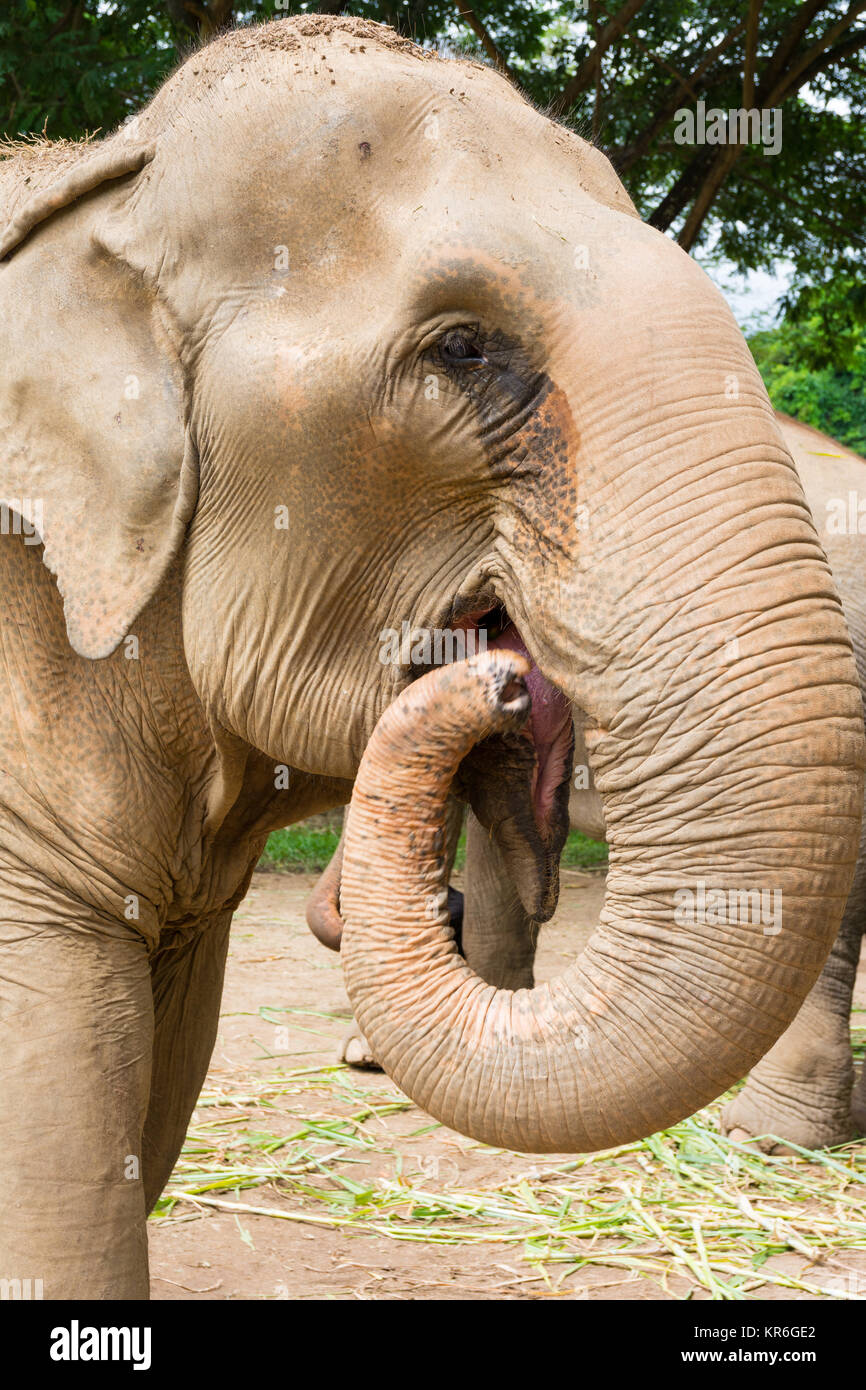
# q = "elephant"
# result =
<box><xmin>315</xmin><ymin>414</ymin><xmax>866</xmax><ymax>1151</ymax></box>
<box><xmin>0</xmin><ymin>14</ymin><xmax>863</xmax><ymax>1299</ymax></box>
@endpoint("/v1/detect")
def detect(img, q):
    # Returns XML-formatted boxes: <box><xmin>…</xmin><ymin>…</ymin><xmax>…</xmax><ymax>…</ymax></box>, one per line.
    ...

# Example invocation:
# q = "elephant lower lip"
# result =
<box><xmin>447</xmin><ymin>607</ymin><xmax>571</xmax><ymax>919</ymax></box>
<box><xmin>485</xmin><ymin>622</ymin><xmax>573</xmax><ymax>833</ymax></box>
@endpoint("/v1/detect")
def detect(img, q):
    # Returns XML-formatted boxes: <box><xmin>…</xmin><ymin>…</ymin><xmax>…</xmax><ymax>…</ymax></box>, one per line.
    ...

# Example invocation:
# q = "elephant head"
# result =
<box><xmin>0</xmin><ymin>18</ymin><xmax>862</xmax><ymax>1151</ymax></box>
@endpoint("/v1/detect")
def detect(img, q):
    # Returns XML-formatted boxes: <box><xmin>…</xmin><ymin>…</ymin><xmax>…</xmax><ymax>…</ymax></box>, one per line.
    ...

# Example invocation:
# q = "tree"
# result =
<box><xmin>749</xmin><ymin>313</ymin><xmax>866</xmax><ymax>453</ymax></box>
<box><xmin>1</xmin><ymin>2</ymin><xmax>177</xmax><ymax>138</ymax></box>
<box><xmin>2</xmin><ymin>2</ymin><xmax>864</xmax><ymax>358</ymax></box>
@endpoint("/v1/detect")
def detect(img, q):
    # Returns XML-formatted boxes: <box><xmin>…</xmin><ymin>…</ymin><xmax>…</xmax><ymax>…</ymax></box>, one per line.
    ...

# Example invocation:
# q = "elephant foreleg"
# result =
<box><xmin>0</xmin><ymin>900</ymin><xmax>153</xmax><ymax>1299</ymax></box>
<box><xmin>142</xmin><ymin>911</ymin><xmax>232</xmax><ymax>1212</ymax></box>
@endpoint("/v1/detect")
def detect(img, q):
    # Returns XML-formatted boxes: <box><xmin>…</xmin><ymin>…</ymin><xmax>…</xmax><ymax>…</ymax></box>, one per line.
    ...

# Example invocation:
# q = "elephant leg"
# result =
<box><xmin>461</xmin><ymin>810</ymin><xmax>536</xmax><ymax>989</ymax></box>
<box><xmin>851</xmin><ymin>1002</ymin><xmax>866</xmax><ymax>1135</ymax></box>
<box><xmin>0</xmin><ymin>904</ymin><xmax>153</xmax><ymax>1299</ymax></box>
<box><xmin>722</xmin><ymin>896</ymin><xmax>864</xmax><ymax>1150</ymax></box>
<box><xmin>341</xmin><ymin>797</ymin><xmax>465</xmax><ymax>1070</ymax></box>
<box><xmin>142</xmin><ymin>911</ymin><xmax>232</xmax><ymax>1212</ymax></box>
<box><xmin>339</xmin><ymin>1020</ymin><xmax>381</xmax><ymax>1069</ymax></box>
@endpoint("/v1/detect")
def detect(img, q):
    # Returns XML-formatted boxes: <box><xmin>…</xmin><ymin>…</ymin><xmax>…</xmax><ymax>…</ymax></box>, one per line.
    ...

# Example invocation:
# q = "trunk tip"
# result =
<box><xmin>471</xmin><ymin>648</ymin><xmax>532</xmax><ymax>726</ymax></box>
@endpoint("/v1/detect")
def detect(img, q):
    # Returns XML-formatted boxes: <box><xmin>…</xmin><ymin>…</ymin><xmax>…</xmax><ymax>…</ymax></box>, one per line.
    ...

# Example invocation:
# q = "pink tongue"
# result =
<box><xmin>487</xmin><ymin>623</ymin><xmax>572</xmax><ymax>828</ymax></box>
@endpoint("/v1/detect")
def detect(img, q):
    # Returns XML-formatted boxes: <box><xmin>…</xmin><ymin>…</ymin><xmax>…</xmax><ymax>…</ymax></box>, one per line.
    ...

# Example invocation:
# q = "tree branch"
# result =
<box><xmin>785</xmin><ymin>23</ymin><xmax>866</xmax><ymax>91</ymax></box>
<box><xmin>676</xmin><ymin>6</ymin><xmax>866</xmax><ymax>254</ymax></box>
<box><xmin>735</xmin><ymin>167</ymin><xmax>866</xmax><ymax>249</ymax></box>
<box><xmin>647</xmin><ymin>145</ymin><xmax>716</xmax><ymax>233</ymax></box>
<box><xmin>550</xmin><ymin>0</ymin><xmax>651</xmax><ymax>116</ymax></box>
<box><xmin>650</xmin><ymin>2</ymin><xmax>866</xmax><ymax>251</ymax></box>
<box><xmin>615</xmin><ymin>21</ymin><xmax>746</xmax><ymax>176</ymax></box>
<box><xmin>47</xmin><ymin>1</ymin><xmax>86</xmax><ymax>40</ymax></box>
<box><xmin>622</xmin><ymin>28</ymin><xmax>702</xmax><ymax>101</ymax></box>
<box><xmin>761</xmin><ymin>0</ymin><xmax>866</xmax><ymax>104</ymax></box>
<box><xmin>591</xmin><ymin>0</ymin><xmax>602</xmax><ymax>139</ymax></box>
<box><xmin>677</xmin><ymin>144</ymin><xmax>743</xmax><ymax>250</ymax></box>
<box><xmin>743</xmin><ymin>0</ymin><xmax>763</xmax><ymax>107</ymax></box>
<box><xmin>758</xmin><ymin>0</ymin><xmax>831</xmax><ymax>99</ymax></box>
<box><xmin>183</xmin><ymin>1</ymin><xmax>210</xmax><ymax>25</ymax></box>
<box><xmin>176</xmin><ymin>0</ymin><xmax>234</xmax><ymax>38</ymax></box>
<box><xmin>207</xmin><ymin>0</ymin><xmax>235</xmax><ymax>32</ymax></box>
<box><xmin>451</xmin><ymin>1</ymin><xmax>517</xmax><ymax>83</ymax></box>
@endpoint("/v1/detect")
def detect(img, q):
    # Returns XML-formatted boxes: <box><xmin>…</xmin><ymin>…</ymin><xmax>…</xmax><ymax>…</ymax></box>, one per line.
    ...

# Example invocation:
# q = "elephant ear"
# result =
<box><xmin>0</xmin><ymin>138</ymin><xmax>196</xmax><ymax>659</ymax></box>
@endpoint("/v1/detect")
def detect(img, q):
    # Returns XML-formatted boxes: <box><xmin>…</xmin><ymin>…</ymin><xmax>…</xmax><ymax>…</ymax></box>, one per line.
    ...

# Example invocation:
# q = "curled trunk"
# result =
<box><xmin>340</xmin><ymin>650</ymin><xmax>863</xmax><ymax>1154</ymax></box>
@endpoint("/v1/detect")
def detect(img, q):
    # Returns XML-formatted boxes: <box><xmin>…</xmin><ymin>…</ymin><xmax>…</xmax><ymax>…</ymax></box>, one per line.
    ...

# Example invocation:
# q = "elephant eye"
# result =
<box><xmin>440</xmin><ymin>328</ymin><xmax>487</xmax><ymax>370</ymax></box>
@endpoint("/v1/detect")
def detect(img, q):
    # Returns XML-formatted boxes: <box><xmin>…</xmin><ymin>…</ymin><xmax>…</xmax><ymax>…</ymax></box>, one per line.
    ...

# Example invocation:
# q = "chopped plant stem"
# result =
<box><xmin>153</xmin><ymin>1064</ymin><xmax>866</xmax><ymax>1299</ymax></box>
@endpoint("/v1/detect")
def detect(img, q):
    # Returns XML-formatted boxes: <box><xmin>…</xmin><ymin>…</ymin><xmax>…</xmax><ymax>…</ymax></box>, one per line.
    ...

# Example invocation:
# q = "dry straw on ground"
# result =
<box><xmin>154</xmin><ymin>1016</ymin><xmax>866</xmax><ymax>1301</ymax></box>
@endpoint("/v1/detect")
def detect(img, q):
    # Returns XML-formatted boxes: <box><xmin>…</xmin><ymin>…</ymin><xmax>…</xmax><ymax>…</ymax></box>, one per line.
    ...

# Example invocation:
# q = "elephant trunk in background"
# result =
<box><xmin>306</xmin><ymin>834</ymin><xmax>345</xmax><ymax>952</ymax></box>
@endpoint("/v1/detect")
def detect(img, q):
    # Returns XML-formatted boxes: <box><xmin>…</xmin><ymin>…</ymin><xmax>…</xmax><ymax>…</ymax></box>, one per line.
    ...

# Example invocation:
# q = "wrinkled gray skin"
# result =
<box><xmin>721</xmin><ymin>420</ymin><xmax>866</xmax><ymax>1150</ymax></box>
<box><xmin>339</xmin><ymin>417</ymin><xmax>866</xmax><ymax>1151</ymax></box>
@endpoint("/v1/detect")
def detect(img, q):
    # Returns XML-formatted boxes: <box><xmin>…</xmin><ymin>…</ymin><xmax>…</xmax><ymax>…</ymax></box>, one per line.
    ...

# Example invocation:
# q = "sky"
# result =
<box><xmin>701</xmin><ymin>261</ymin><xmax>793</xmax><ymax>333</ymax></box>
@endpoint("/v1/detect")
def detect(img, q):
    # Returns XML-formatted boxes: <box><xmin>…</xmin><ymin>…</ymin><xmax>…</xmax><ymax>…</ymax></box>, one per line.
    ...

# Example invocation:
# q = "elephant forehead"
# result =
<box><xmin>136</xmin><ymin>40</ymin><xmax>629</xmax><ymax>292</ymax></box>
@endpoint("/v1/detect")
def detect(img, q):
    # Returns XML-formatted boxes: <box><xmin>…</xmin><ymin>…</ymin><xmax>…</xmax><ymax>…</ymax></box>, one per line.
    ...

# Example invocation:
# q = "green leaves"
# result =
<box><xmin>2</xmin><ymin>3</ymin><xmax>864</xmax><ymax>362</ymax></box>
<box><xmin>1</xmin><ymin>0</ymin><xmax>177</xmax><ymax>139</ymax></box>
<box><xmin>749</xmin><ymin>287</ymin><xmax>866</xmax><ymax>453</ymax></box>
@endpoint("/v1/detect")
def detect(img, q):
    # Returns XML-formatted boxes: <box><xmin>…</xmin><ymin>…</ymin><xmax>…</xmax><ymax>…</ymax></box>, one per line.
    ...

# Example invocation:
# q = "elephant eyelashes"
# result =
<box><xmin>440</xmin><ymin>330</ymin><xmax>487</xmax><ymax>370</ymax></box>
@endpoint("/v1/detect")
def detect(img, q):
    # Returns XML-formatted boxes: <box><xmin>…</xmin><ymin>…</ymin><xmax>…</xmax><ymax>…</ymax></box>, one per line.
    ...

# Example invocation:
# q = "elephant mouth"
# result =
<box><xmin>490</xmin><ymin>618</ymin><xmax>572</xmax><ymax>830</ymax></box>
<box><xmin>306</xmin><ymin>598</ymin><xmax>573</xmax><ymax>956</ymax></box>
<box><xmin>438</xmin><ymin>597</ymin><xmax>574</xmax><ymax>920</ymax></box>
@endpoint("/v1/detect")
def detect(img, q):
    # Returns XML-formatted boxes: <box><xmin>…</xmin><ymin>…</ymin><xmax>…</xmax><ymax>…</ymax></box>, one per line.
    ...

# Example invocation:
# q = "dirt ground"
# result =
<box><xmin>148</xmin><ymin>867</ymin><xmax>866</xmax><ymax>1301</ymax></box>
